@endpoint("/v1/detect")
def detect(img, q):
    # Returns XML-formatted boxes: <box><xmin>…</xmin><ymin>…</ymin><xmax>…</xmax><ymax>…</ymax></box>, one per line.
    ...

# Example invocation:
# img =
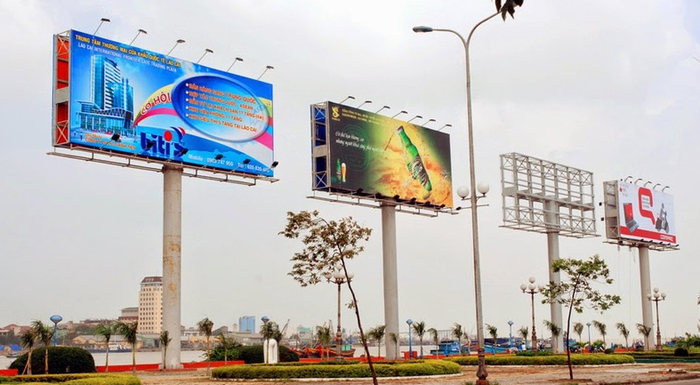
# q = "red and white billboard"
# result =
<box><xmin>617</xmin><ymin>181</ymin><xmax>677</xmax><ymax>245</ymax></box>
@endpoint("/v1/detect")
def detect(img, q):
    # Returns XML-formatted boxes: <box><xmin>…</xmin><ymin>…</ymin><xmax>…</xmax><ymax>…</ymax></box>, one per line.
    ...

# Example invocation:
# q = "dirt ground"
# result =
<box><xmin>138</xmin><ymin>363</ymin><xmax>700</xmax><ymax>385</ymax></box>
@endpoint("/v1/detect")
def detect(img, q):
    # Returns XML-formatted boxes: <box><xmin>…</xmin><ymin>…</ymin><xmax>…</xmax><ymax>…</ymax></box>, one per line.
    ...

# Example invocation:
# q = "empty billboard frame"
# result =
<box><xmin>500</xmin><ymin>152</ymin><xmax>597</xmax><ymax>237</ymax></box>
<box><xmin>603</xmin><ymin>179</ymin><xmax>678</xmax><ymax>250</ymax></box>
<box><xmin>52</xmin><ymin>30</ymin><xmax>275</xmax><ymax>179</ymax></box>
<box><xmin>311</xmin><ymin>102</ymin><xmax>453</xmax><ymax>211</ymax></box>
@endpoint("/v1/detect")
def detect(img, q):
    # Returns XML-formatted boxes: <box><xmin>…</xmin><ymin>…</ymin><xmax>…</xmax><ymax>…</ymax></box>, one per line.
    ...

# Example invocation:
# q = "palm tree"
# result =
<box><xmin>452</xmin><ymin>323</ymin><xmax>464</xmax><ymax>355</ymax></box>
<box><xmin>573</xmin><ymin>322</ymin><xmax>584</xmax><ymax>346</ymax></box>
<box><xmin>518</xmin><ymin>326</ymin><xmax>529</xmax><ymax>350</ymax></box>
<box><xmin>428</xmin><ymin>328</ymin><xmax>439</xmax><ymax>357</ymax></box>
<box><xmin>411</xmin><ymin>321</ymin><xmax>426</xmax><ymax>358</ymax></box>
<box><xmin>216</xmin><ymin>332</ymin><xmax>234</xmax><ymax>365</ymax></box>
<box><xmin>315</xmin><ymin>325</ymin><xmax>332</xmax><ymax>360</ymax></box>
<box><xmin>19</xmin><ymin>329</ymin><xmax>36</xmax><ymax>375</ymax></box>
<box><xmin>486</xmin><ymin>324</ymin><xmax>498</xmax><ymax>355</ymax></box>
<box><xmin>160</xmin><ymin>330</ymin><xmax>172</xmax><ymax>370</ymax></box>
<box><xmin>114</xmin><ymin>321</ymin><xmax>139</xmax><ymax>375</ymax></box>
<box><xmin>31</xmin><ymin>321</ymin><xmax>53</xmax><ymax>374</ymax></box>
<box><xmin>616</xmin><ymin>323</ymin><xmax>630</xmax><ymax>350</ymax></box>
<box><xmin>592</xmin><ymin>320</ymin><xmax>607</xmax><ymax>348</ymax></box>
<box><xmin>95</xmin><ymin>323</ymin><xmax>114</xmax><ymax>373</ymax></box>
<box><xmin>543</xmin><ymin>320</ymin><xmax>561</xmax><ymax>351</ymax></box>
<box><xmin>367</xmin><ymin>325</ymin><xmax>385</xmax><ymax>358</ymax></box>
<box><xmin>197</xmin><ymin>317</ymin><xmax>214</xmax><ymax>375</ymax></box>
<box><xmin>388</xmin><ymin>332</ymin><xmax>399</xmax><ymax>359</ymax></box>
<box><xmin>636</xmin><ymin>323</ymin><xmax>652</xmax><ymax>352</ymax></box>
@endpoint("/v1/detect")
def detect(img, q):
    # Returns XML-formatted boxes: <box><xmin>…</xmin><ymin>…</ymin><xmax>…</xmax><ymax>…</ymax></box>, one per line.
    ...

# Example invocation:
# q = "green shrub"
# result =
<box><xmin>674</xmin><ymin>347</ymin><xmax>689</xmax><ymax>357</ymax></box>
<box><xmin>234</xmin><ymin>345</ymin><xmax>299</xmax><ymax>364</ymax></box>
<box><xmin>9</xmin><ymin>373</ymin><xmax>139</xmax><ymax>384</ymax></box>
<box><xmin>604</xmin><ymin>348</ymin><xmax>614</xmax><ymax>354</ymax></box>
<box><xmin>9</xmin><ymin>347</ymin><xmax>96</xmax><ymax>374</ymax></box>
<box><xmin>515</xmin><ymin>350</ymin><xmax>553</xmax><ymax>357</ymax></box>
<box><xmin>446</xmin><ymin>353</ymin><xmax>634</xmax><ymax>366</ymax></box>
<box><xmin>212</xmin><ymin>359</ymin><xmax>459</xmax><ymax>379</ymax></box>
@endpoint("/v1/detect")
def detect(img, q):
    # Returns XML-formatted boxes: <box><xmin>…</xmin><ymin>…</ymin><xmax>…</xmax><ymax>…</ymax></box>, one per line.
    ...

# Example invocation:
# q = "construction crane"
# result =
<box><xmin>280</xmin><ymin>319</ymin><xmax>291</xmax><ymax>338</ymax></box>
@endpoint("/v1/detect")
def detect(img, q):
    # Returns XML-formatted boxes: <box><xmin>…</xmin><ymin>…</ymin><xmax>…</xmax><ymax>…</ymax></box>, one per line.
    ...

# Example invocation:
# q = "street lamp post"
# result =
<box><xmin>647</xmin><ymin>287</ymin><xmax>666</xmax><ymax>351</ymax></box>
<box><xmin>406</xmin><ymin>319</ymin><xmax>413</xmax><ymax>359</ymax></box>
<box><xmin>507</xmin><ymin>321</ymin><xmax>514</xmax><ymax>350</ymax></box>
<box><xmin>520</xmin><ymin>277</ymin><xmax>543</xmax><ymax>352</ymax></box>
<box><xmin>261</xmin><ymin>316</ymin><xmax>270</xmax><ymax>364</ymax></box>
<box><xmin>323</xmin><ymin>265</ymin><xmax>354</xmax><ymax>360</ymax></box>
<box><xmin>50</xmin><ymin>315</ymin><xmax>63</xmax><ymax>347</ymax></box>
<box><xmin>413</xmin><ymin>10</ymin><xmax>500</xmax><ymax>385</ymax></box>
<box><xmin>586</xmin><ymin>322</ymin><xmax>592</xmax><ymax>353</ymax></box>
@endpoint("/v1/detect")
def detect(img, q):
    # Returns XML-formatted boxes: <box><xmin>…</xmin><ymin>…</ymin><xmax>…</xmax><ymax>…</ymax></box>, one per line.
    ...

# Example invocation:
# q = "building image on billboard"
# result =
<box><xmin>311</xmin><ymin>102</ymin><xmax>453</xmax><ymax>208</ymax></box>
<box><xmin>603</xmin><ymin>180</ymin><xmax>678</xmax><ymax>249</ymax></box>
<box><xmin>53</xmin><ymin>30</ymin><xmax>274</xmax><ymax>177</ymax></box>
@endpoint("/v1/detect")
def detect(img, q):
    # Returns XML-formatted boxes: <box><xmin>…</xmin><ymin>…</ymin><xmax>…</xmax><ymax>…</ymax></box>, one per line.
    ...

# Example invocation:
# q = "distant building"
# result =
<box><xmin>239</xmin><ymin>316</ymin><xmax>255</xmax><ymax>333</ymax></box>
<box><xmin>138</xmin><ymin>276</ymin><xmax>163</xmax><ymax>334</ymax></box>
<box><xmin>119</xmin><ymin>307</ymin><xmax>139</xmax><ymax>322</ymax></box>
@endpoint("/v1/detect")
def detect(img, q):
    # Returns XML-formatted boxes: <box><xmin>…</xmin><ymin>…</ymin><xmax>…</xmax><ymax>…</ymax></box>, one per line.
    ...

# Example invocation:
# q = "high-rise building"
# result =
<box><xmin>77</xmin><ymin>55</ymin><xmax>134</xmax><ymax>134</ymax></box>
<box><xmin>138</xmin><ymin>276</ymin><xmax>163</xmax><ymax>334</ymax></box>
<box><xmin>239</xmin><ymin>316</ymin><xmax>255</xmax><ymax>333</ymax></box>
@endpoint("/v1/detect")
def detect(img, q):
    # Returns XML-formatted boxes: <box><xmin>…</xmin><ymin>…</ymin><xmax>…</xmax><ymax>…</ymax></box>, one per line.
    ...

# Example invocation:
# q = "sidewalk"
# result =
<box><xmin>138</xmin><ymin>363</ymin><xmax>700</xmax><ymax>385</ymax></box>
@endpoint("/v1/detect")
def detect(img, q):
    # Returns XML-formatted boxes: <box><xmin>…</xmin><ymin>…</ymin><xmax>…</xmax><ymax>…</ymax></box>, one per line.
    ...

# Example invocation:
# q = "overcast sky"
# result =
<box><xmin>1</xmin><ymin>0</ymin><xmax>699</xmax><ymax>345</ymax></box>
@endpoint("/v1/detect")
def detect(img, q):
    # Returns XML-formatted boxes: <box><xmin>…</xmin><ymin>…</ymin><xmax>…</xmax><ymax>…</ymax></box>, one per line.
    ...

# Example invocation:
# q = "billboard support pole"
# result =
<box><xmin>163</xmin><ymin>166</ymin><xmax>183</xmax><ymax>369</ymax></box>
<box><xmin>639</xmin><ymin>245</ymin><xmax>653</xmax><ymax>351</ymax></box>
<box><xmin>545</xmin><ymin>201</ymin><xmax>563</xmax><ymax>353</ymax></box>
<box><xmin>381</xmin><ymin>203</ymin><xmax>399</xmax><ymax>360</ymax></box>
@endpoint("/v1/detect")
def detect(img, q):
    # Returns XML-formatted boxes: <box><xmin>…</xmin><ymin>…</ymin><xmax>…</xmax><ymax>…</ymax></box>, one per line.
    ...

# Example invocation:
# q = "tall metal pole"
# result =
<box><xmin>530</xmin><ymin>291</ymin><xmax>538</xmax><ymax>352</ymax></box>
<box><xmin>655</xmin><ymin>299</ymin><xmax>661</xmax><ymax>351</ymax></box>
<box><xmin>413</xmin><ymin>12</ymin><xmax>499</xmax><ymax>384</ymax></box>
<box><xmin>545</xmin><ymin>201</ymin><xmax>563</xmax><ymax>353</ymax></box>
<box><xmin>162</xmin><ymin>166</ymin><xmax>183</xmax><ymax>369</ymax></box>
<box><xmin>336</xmin><ymin>281</ymin><xmax>342</xmax><ymax>359</ymax></box>
<box><xmin>639</xmin><ymin>246</ymin><xmax>653</xmax><ymax>351</ymax></box>
<box><xmin>381</xmin><ymin>204</ymin><xmax>399</xmax><ymax>360</ymax></box>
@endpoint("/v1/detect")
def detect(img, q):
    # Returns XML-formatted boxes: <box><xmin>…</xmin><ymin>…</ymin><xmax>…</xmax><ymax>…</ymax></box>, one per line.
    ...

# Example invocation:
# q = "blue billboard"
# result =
<box><xmin>61</xmin><ymin>30</ymin><xmax>274</xmax><ymax>176</ymax></box>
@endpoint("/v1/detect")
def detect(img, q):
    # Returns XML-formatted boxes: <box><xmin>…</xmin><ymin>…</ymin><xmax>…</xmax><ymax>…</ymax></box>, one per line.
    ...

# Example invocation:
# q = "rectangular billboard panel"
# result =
<box><xmin>55</xmin><ymin>30</ymin><xmax>274</xmax><ymax>176</ymax></box>
<box><xmin>324</xmin><ymin>102</ymin><xmax>453</xmax><ymax>207</ymax></box>
<box><xmin>617</xmin><ymin>181</ymin><xmax>677</xmax><ymax>245</ymax></box>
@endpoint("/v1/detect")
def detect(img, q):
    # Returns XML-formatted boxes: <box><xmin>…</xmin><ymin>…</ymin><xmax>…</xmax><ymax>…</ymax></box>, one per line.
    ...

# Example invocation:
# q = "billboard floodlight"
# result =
<box><xmin>438</xmin><ymin>124</ymin><xmax>452</xmax><ymax>131</ymax></box>
<box><xmin>357</xmin><ymin>100</ymin><xmax>372</xmax><ymax>109</ymax></box>
<box><xmin>662</xmin><ymin>186</ymin><xmax>670</xmax><ymax>192</ymax></box>
<box><xmin>624</xmin><ymin>176</ymin><xmax>634</xmax><ymax>183</ymax></box>
<box><xmin>375</xmin><ymin>105</ymin><xmax>390</xmax><ymax>114</ymax></box>
<box><xmin>257</xmin><ymin>65</ymin><xmax>274</xmax><ymax>80</ymax></box>
<box><xmin>421</xmin><ymin>118</ymin><xmax>436</xmax><ymax>127</ymax></box>
<box><xmin>129</xmin><ymin>29</ymin><xmax>147</xmax><ymax>45</ymax></box>
<box><xmin>634</xmin><ymin>178</ymin><xmax>643</xmax><ymax>185</ymax></box>
<box><xmin>227</xmin><ymin>57</ymin><xmax>244</xmax><ymax>71</ymax></box>
<box><xmin>214</xmin><ymin>154</ymin><xmax>224</xmax><ymax>160</ymax></box>
<box><xmin>407</xmin><ymin>115</ymin><xmax>422</xmax><ymax>123</ymax></box>
<box><xmin>391</xmin><ymin>110</ymin><xmax>407</xmax><ymax>119</ymax></box>
<box><xmin>196</xmin><ymin>48</ymin><xmax>214</xmax><ymax>64</ymax></box>
<box><xmin>110</xmin><ymin>133</ymin><xmax>121</xmax><ymax>142</ymax></box>
<box><xmin>167</xmin><ymin>39</ymin><xmax>186</xmax><ymax>55</ymax></box>
<box><xmin>242</xmin><ymin>158</ymin><xmax>251</xmax><ymax>164</ymax></box>
<box><xmin>93</xmin><ymin>18</ymin><xmax>110</xmax><ymax>36</ymax></box>
<box><xmin>340</xmin><ymin>96</ymin><xmax>355</xmax><ymax>104</ymax></box>
<box><xmin>271</xmin><ymin>161</ymin><xmax>279</xmax><ymax>168</ymax></box>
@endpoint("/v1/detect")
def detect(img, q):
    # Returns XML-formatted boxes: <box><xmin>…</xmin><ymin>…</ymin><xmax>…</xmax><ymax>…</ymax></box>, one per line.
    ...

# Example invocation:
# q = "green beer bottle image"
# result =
<box><xmin>396</xmin><ymin>126</ymin><xmax>432</xmax><ymax>199</ymax></box>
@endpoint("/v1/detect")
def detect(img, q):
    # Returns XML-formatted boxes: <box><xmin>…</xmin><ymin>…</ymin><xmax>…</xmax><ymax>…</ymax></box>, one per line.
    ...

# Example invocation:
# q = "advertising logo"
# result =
<box><xmin>617</xmin><ymin>181</ymin><xmax>676</xmax><ymax>245</ymax></box>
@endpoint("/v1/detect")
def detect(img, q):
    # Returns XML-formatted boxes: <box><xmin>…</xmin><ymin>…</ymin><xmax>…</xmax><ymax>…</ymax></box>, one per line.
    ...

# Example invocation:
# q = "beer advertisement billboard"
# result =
<box><xmin>617</xmin><ymin>181</ymin><xmax>677</xmax><ymax>245</ymax></box>
<box><xmin>54</xmin><ymin>30</ymin><xmax>274</xmax><ymax>176</ymax></box>
<box><xmin>325</xmin><ymin>102</ymin><xmax>453</xmax><ymax>207</ymax></box>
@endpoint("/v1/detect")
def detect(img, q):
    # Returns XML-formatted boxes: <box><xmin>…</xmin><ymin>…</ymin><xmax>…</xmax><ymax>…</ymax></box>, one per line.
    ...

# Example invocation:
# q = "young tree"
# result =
<box><xmin>616</xmin><ymin>323</ymin><xmax>630</xmax><ymax>350</ymax></box>
<box><xmin>636</xmin><ymin>323</ymin><xmax>652</xmax><ymax>352</ymax></box>
<box><xmin>485</xmin><ymin>324</ymin><xmax>498</xmax><ymax>355</ymax></box>
<box><xmin>412</xmin><ymin>321</ymin><xmax>427</xmax><ymax>358</ymax></box>
<box><xmin>261</xmin><ymin>320</ymin><xmax>280</xmax><ymax>362</ymax></box>
<box><xmin>19</xmin><ymin>329</ymin><xmax>36</xmax><ymax>375</ymax></box>
<box><xmin>428</xmin><ymin>328</ymin><xmax>439</xmax><ymax>357</ymax></box>
<box><xmin>573</xmin><ymin>322</ymin><xmax>584</xmax><ymax>346</ymax></box>
<box><xmin>518</xmin><ymin>326</ymin><xmax>529</xmax><ymax>350</ymax></box>
<box><xmin>367</xmin><ymin>325</ymin><xmax>385</xmax><ymax>358</ymax></box>
<box><xmin>543</xmin><ymin>320</ymin><xmax>561</xmax><ymax>349</ymax></box>
<box><xmin>31</xmin><ymin>321</ymin><xmax>53</xmax><ymax>374</ymax></box>
<box><xmin>388</xmin><ymin>333</ymin><xmax>399</xmax><ymax>359</ymax></box>
<box><xmin>197</xmin><ymin>317</ymin><xmax>214</xmax><ymax>375</ymax></box>
<box><xmin>114</xmin><ymin>321</ymin><xmax>139</xmax><ymax>375</ymax></box>
<box><xmin>315</xmin><ymin>325</ymin><xmax>332</xmax><ymax>359</ymax></box>
<box><xmin>592</xmin><ymin>320</ymin><xmax>608</xmax><ymax>348</ymax></box>
<box><xmin>452</xmin><ymin>323</ymin><xmax>464</xmax><ymax>356</ymax></box>
<box><xmin>540</xmin><ymin>254</ymin><xmax>621</xmax><ymax>380</ymax></box>
<box><xmin>95</xmin><ymin>323</ymin><xmax>114</xmax><ymax>372</ymax></box>
<box><xmin>160</xmin><ymin>330</ymin><xmax>172</xmax><ymax>370</ymax></box>
<box><xmin>280</xmin><ymin>210</ymin><xmax>378</xmax><ymax>384</ymax></box>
